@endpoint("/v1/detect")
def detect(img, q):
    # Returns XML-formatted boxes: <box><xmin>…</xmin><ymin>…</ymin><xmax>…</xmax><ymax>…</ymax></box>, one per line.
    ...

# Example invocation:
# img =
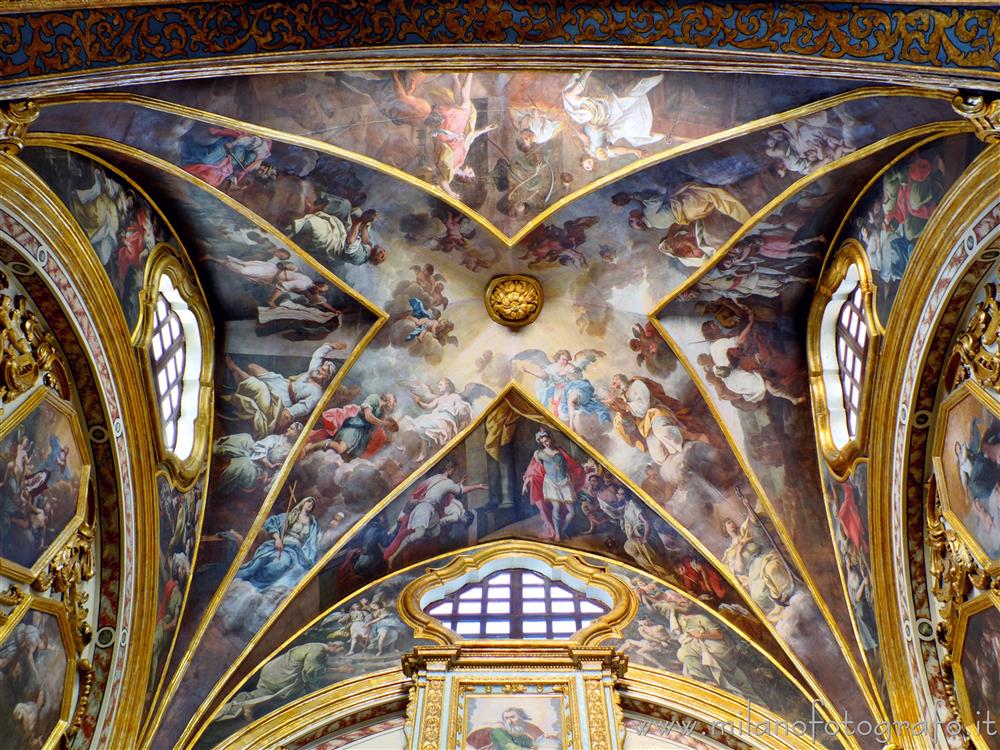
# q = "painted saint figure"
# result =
<box><xmin>466</xmin><ymin>707</ymin><xmax>545</xmax><ymax>750</ymax></box>
<box><xmin>385</xmin><ymin>460</ymin><xmax>484</xmax><ymax>568</ymax></box>
<box><xmin>562</xmin><ymin>71</ymin><xmax>666</xmax><ymax>171</ymax></box>
<box><xmin>236</xmin><ymin>496</ymin><xmax>319</xmax><ymax>591</ymax></box>
<box><xmin>521</xmin><ymin>429</ymin><xmax>585</xmax><ymax>541</ymax></box>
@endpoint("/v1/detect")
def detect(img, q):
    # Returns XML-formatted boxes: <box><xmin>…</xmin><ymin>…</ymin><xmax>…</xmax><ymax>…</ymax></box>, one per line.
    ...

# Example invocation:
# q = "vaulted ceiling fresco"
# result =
<box><xmin>2</xmin><ymin>13</ymin><xmax>999</xmax><ymax>747</ymax></box>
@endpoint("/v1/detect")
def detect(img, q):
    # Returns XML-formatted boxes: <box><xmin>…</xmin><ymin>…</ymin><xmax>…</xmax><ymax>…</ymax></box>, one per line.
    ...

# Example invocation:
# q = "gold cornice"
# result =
<box><xmin>868</xmin><ymin>143</ymin><xmax>1000</xmax><ymax>749</ymax></box>
<box><xmin>0</xmin><ymin>44</ymin><xmax>994</xmax><ymax>103</ymax></box>
<box><xmin>397</xmin><ymin>542</ymin><xmax>637</xmax><ymax>648</ymax></box>
<box><xmin>0</xmin><ymin>153</ymin><xmax>161</xmax><ymax>749</ymax></box>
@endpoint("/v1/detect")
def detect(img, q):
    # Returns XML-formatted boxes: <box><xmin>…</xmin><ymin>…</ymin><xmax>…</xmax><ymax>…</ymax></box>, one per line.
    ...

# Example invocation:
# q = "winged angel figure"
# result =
<box><xmin>398</xmin><ymin>378</ymin><xmax>496</xmax><ymax>460</ymax></box>
<box><xmin>514</xmin><ymin>348</ymin><xmax>611</xmax><ymax>434</ymax></box>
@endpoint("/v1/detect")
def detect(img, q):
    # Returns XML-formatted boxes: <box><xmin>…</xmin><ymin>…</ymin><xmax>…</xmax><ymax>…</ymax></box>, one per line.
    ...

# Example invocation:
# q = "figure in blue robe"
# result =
<box><xmin>237</xmin><ymin>497</ymin><xmax>319</xmax><ymax>591</ymax></box>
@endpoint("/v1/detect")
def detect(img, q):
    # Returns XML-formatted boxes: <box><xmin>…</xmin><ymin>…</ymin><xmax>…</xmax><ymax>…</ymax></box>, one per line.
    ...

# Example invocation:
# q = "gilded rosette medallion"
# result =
<box><xmin>485</xmin><ymin>275</ymin><xmax>543</xmax><ymax>328</ymax></box>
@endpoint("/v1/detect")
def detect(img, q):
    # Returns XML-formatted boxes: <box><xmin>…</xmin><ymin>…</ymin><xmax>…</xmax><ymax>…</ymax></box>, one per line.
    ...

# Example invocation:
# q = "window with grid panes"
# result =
<box><xmin>150</xmin><ymin>290</ymin><xmax>187</xmax><ymax>452</ymax></box>
<box><xmin>834</xmin><ymin>284</ymin><xmax>869</xmax><ymax>438</ymax></box>
<box><xmin>423</xmin><ymin>568</ymin><xmax>610</xmax><ymax>639</ymax></box>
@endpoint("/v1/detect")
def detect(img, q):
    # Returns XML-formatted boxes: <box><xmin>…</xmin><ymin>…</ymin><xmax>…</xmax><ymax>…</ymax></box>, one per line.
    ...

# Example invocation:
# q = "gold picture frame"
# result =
<box><xmin>931</xmin><ymin>379</ymin><xmax>1000</xmax><ymax>575</ymax></box>
<box><xmin>0</xmin><ymin>385</ymin><xmax>91</xmax><ymax>583</ymax></box>
<box><xmin>951</xmin><ymin>591</ymin><xmax>1000</xmax><ymax>750</ymax></box>
<box><xmin>0</xmin><ymin>594</ymin><xmax>80</xmax><ymax>750</ymax></box>
<box><xmin>454</xmin><ymin>679</ymin><xmax>578</xmax><ymax>750</ymax></box>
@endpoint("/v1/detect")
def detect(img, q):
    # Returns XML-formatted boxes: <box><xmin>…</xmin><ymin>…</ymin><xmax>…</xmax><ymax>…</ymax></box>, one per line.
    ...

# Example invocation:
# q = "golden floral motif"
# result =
<box><xmin>32</xmin><ymin>522</ymin><xmax>96</xmax><ymax>653</ymax></box>
<box><xmin>0</xmin><ymin>283</ymin><xmax>70</xmax><ymax>403</ymax></box>
<box><xmin>950</xmin><ymin>282</ymin><xmax>1000</xmax><ymax>390</ymax></box>
<box><xmin>485</xmin><ymin>275</ymin><xmax>543</xmax><ymax>328</ymax></box>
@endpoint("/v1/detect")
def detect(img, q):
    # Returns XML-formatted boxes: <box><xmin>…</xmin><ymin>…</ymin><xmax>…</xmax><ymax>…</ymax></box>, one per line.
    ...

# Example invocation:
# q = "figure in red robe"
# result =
<box><xmin>521</xmin><ymin>429</ymin><xmax>586</xmax><ymax>541</ymax></box>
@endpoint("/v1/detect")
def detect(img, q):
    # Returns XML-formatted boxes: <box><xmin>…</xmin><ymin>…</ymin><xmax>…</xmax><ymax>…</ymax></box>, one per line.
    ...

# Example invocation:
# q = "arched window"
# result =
<box><xmin>139</xmin><ymin>246</ymin><xmax>213</xmax><ymax>483</ymax></box>
<box><xmin>423</xmin><ymin>568</ymin><xmax>610</xmax><ymax>639</ymax></box>
<box><xmin>809</xmin><ymin>240</ymin><xmax>880</xmax><ymax>475</ymax></box>
<box><xmin>150</xmin><ymin>286</ymin><xmax>187</xmax><ymax>452</ymax></box>
<box><xmin>834</xmin><ymin>283</ymin><xmax>870</xmax><ymax>438</ymax></box>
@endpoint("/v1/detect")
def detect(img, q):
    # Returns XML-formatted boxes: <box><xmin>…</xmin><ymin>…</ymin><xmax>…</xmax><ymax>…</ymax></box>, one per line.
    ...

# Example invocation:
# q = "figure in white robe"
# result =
<box><xmin>562</xmin><ymin>71</ymin><xmax>665</xmax><ymax>170</ymax></box>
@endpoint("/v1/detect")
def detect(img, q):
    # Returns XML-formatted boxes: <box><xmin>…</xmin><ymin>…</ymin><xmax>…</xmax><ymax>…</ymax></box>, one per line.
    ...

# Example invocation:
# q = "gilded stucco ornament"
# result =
<box><xmin>485</xmin><ymin>275</ymin><xmax>543</xmax><ymax>328</ymax></box>
<box><xmin>953</xmin><ymin>95</ymin><xmax>1000</xmax><ymax>144</ymax></box>
<box><xmin>950</xmin><ymin>282</ymin><xmax>1000</xmax><ymax>390</ymax></box>
<box><xmin>926</xmin><ymin>479</ymin><xmax>994</xmax><ymax>742</ymax></box>
<box><xmin>0</xmin><ymin>280</ymin><xmax>71</xmax><ymax>403</ymax></box>
<box><xmin>0</xmin><ymin>99</ymin><xmax>39</xmax><ymax>155</ymax></box>
<box><xmin>0</xmin><ymin>585</ymin><xmax>26</xmax><ymax>627</ymax></box>
<box><xmin>32</xmin><ymin>521</ymin><xmax>97</xmax><ymax>653</ymax></box>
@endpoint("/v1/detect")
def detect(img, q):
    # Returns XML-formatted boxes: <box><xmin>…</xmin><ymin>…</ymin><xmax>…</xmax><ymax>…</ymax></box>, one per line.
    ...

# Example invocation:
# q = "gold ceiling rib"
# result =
<box><xmin>144</xmin><ymin>312</ymin><xmax>389</xmax><ymax>750</ymax></box>
<box><xmin>145</xmin><ymin>465</ymin><xmax>210</xmax><ymax>724</ymax></box>
<box><xmin>649</xmin><ymin>120</ymin><xmax>974</xmax><ymax>318</ymax></box>
<box><xmin>0</xmin><ymin>155</ymin><xmax>163</xmax><ymax>749</ymax></box>
<box><xmin>867</xmin><ymin>145</ymin><xmax>1000</xmax><ymax>750</ymax></box>
<box><xmin>645</xmin><ymin>128</ymin><xmax>973</xmax><ymax>730</ymax></box>
<box><xmin>20</xmin><ymin>132</ymin><xmax>395</xmax><ymax>749</ymax></box>
<box><xmin>22</xmin><ymin>133</ymin><xmax>386</xmax><ymax>321</ymax></box>
<box><xmin>37</xmin><ymin>85</ymin><xmax>955</xmax><ymax>248</ymax></box>
<box><xmin>649</xmin><ymin>319</ymin><xmax>889</xmax><ymax>732</ymax></box>
<box><xmin>196</xmin><ymin>540</ymin><xmax>824</xmax><ymax>749</ymax></box>
<box><xmin>183</xmin><ymin>383</ymin><xmax>856</xmax><ymax>750</ymax></box>
<box><xmin>814</xmin><ymin>133</ymin><xmax>976</xmax><ymax>332</ymax></box>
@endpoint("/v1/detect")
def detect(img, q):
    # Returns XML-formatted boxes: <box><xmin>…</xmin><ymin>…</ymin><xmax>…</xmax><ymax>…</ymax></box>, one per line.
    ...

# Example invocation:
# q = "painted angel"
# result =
<box><xmin>397</xmin><ymin>378</ymin><xmax>496</xmax><ymax>460</ymax></box>
<box><xmin>514</xmin><ymin>348</ymin><xmax>611</xmax><ymax>429</ymax></box>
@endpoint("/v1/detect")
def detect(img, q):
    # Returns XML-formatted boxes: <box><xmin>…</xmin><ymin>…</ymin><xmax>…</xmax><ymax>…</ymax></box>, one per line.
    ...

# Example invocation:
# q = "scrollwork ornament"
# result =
<box><xmin>32</xmin><ymin>522</ymin><xmax>96</xmax><ymax>653</ymax></box>
<box><xmin>950</xmin><ymin>282</ymin><xmax>1000</xmax><ymax>390</ymax></box>
<box><xmin>63</xmin><ymin>658</ymin><xmax>94</xmax><ymax>745</ymax></box>
<box><xmin>0</xmin><ymin>290</ymin><xmax>71</xmax><ymax>402</ymax></box>
<box><xmin>953</xmin><ymin>94</ymin><xmax>1000</xmax><ymax>144</ymax></box>
<box><xmin>585</xmin><ymin>678</ymin><xmax>611</xmax><ymax>750</ymax></box>
<box><xmin>0</xmin><ymin>100</ymin><xmax>39</xmax><ymax>156</ymax></box>
<box><xmin>927</xmin><ymin>480</ymin><xmax>994</xmax><ymax>734</ymax></box>
<box><xmin>0</xmin><ymin>584</ymin><xmax>25</xmax><ymax>626</ymax></box>
<box><xmin>420</xmin><ymin>676</ymin><xmax>445</xmax><ymax>750</ymax></box>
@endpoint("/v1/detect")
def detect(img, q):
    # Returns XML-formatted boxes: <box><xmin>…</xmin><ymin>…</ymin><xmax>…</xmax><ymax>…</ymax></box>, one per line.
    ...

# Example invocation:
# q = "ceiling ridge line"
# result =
<box><xmin>24</xmin><ymin>132</ymin><xmax>387</xmax><ymax>321</ymax></box>
<box><xmin>815</xmin><ymin>130</ymin><xmax>971</xmax><ymax>333</ymax></box>
<box><xmin>139</xmin><ymin>316</ymin><xmax>389</xmax><ymax>750</ymax></box>
<box><xmin>36</xmin><ymin>85</ymin><xmax>954</xmax><ymax>249</ymax></box>
<box><xmin>196</xmin><ymin>538</ymin><xmax>826</xmax><ymax>750</ymax></box>
<box><xmin>172</xmin><ymin>383</ymin><xmax>526</xmax><ymax>749</ymax></box>
<box><xmin>649</xmin><ymin>318</ymin><xmax>889</xmax><ymax>733</ymax></box>
<box><xmin>181</xmin><ymin>380</ymin><xmax>829</xmax><ymax>749</ymax></box>
<box><xmin>802</xmin><ymin>133</ymin><xmax>976</xmax><ymax>726</ymax></box>
<box><xmin>648</xmin><ymin>120</ymin><xmax>974</xmax><ymax>319</ymax></box>
<box><xmin>10</xmin><ymin>140</ymin><xmax>219</xmax><ymax>734</ymax></box>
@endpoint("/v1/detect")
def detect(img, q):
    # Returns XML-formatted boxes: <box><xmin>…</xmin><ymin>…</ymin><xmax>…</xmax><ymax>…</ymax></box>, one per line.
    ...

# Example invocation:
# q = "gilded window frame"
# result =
<box><xmin>133</xmin><ymin>243</ymin><xmax>213</xmax><ymax>489</ymax></box>
<box><xmin>809</xmin><ymin>239</ymin><xmax>883</xmax><ymax>479</ymax></box>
